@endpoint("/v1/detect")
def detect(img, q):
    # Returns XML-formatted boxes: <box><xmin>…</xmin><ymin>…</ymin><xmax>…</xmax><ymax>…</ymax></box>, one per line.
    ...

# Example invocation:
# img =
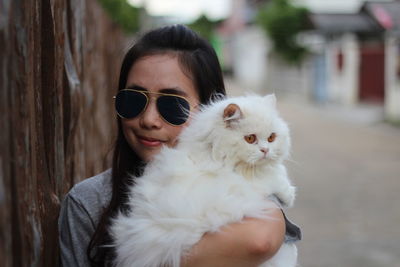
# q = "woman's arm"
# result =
<box><xmin>181</xmin><ymin>206</ymin><xmax>285</xmax><ymax>267</ymax></box>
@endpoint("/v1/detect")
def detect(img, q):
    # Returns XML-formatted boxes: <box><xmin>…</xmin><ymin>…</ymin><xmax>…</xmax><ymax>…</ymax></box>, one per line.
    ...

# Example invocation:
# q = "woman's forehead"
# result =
<box><xmin>126</xmin><ymin>54</ymin><xmax>199</xmax><ymax>101</ymax></box>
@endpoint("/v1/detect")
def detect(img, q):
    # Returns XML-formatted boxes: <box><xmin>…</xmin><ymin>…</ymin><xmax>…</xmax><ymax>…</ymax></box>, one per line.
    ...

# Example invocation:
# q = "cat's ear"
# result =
<box><xmin>264</xmin><ymin>94</ymin><xmax>277</xmax><ymax>108</ymax></box>
<box><xmin>223</xmin><ymin>103</ymin><xmax>242</xmax><ymax>128</ymax></box>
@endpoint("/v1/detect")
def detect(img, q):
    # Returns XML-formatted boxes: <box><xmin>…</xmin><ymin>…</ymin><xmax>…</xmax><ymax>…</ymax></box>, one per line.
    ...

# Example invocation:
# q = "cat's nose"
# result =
<box><xmin>260</xmin><ymin>148</ymin><xmax>269</xmax><ymax>155</ymax></box>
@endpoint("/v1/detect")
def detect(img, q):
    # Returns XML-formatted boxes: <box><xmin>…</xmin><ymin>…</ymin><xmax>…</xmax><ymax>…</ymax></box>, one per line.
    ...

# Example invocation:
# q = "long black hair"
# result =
<box><xmin>87</xmin><ymin>24</ymin><xmax>226</xmax><ymax>265</ymax></box>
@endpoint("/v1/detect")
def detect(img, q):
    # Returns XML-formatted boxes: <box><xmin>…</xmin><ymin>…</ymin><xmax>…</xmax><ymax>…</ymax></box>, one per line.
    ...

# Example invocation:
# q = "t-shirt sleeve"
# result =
<box><xmin>58</xmin><ymin>193</ymin><xmax>96</xmax><ymax>267</ymax></box>
<box><xmin>268</xmin><ymin>194</ymin><xmax>302</xmax><ymax>243</ymax></box>
<box><xmin>282</xmin><ymin>211</ymin><xmax>302</xmax><ymax>243</ymax></box>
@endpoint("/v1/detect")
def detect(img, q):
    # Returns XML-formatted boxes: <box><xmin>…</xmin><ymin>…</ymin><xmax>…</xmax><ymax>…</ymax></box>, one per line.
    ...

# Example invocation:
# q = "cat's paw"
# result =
<box><xmin>278</xmin><ymin>186</ymin><xmax>296</xmax><ymax>208</ymax></box>
<box><xmin>287</xmin><ymin>186</ymin><xmax>296</xmax><ymax>207</ymax></box>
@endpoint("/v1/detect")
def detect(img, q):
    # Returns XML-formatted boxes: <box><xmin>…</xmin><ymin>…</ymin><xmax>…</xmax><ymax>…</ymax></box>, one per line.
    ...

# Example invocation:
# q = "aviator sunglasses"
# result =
<box><xmin>114</xmin><ymin>89</ymin><xmax>192</xmax><ymax>126</ymax></box>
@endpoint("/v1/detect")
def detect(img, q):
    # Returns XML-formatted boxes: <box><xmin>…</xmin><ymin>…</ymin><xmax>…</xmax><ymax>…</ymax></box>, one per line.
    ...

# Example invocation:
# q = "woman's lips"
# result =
<box><xmin>137</xmin><ymin>136</ymin><xmax>164</xmax><ymax>147</ymax></box>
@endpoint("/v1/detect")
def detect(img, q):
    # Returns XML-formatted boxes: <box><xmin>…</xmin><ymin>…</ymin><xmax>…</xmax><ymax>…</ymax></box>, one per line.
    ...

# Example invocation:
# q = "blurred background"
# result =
<box><xmin>1</xmin><ymin>0</ymin><xmax>399</xmax><ymax>266</ymax></box>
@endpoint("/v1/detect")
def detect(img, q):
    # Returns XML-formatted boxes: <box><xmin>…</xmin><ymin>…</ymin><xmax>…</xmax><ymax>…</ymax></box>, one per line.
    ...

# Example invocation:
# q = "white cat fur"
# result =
<box><xmin>111</xmin><ymin>94</ymin><xmax>297</xmax><ymax>267</ymax></box>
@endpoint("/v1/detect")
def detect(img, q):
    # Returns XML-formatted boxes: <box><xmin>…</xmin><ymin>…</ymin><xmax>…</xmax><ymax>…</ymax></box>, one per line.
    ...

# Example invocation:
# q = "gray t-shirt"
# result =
<box><xmin>59</xmin><ymin>169</ymin><xmax>112</xmax><ymax>267</ymax></box>
<box><xmin>58</xmin><ymin>169</ymin><xmax>301</xmax><ymax>266</ymax></box>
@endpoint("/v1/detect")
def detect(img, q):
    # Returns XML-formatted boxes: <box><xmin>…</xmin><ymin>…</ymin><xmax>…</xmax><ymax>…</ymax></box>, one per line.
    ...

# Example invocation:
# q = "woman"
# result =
<box><xmin>58</xmin><ymin>24</ymin><xmax>300</xmax><ymax>267</ymax></box>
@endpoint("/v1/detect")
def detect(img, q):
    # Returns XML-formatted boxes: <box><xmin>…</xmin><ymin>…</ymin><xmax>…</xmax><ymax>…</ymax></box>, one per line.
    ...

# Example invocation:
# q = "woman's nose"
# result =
<box><xmin>139</xmin><ymin>99</ymin><xmax>162</xmax><ymax>129</ymax></box>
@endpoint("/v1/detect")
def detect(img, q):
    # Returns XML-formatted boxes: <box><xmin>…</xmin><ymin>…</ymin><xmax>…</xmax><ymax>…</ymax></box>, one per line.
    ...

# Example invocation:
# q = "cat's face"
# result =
<box><xmin>238</xmin><ymin>117</ymin><xmax>290</xmax><ymax>165</ymax></box>
<box><xmin>214</xmin><ymin>95</ymin><xmax>290</xmax><ymax>166</ymax></box>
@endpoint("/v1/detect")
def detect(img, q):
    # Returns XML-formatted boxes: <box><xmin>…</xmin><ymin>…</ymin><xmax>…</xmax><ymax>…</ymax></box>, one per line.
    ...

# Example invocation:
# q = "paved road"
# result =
<box><xmin>226</xmin><ymin>83</ymin><xmax>400</xmax><ymax>267</ymax></box>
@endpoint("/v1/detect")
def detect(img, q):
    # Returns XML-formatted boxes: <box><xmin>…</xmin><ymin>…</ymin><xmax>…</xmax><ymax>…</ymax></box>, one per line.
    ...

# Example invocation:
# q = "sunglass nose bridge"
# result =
<box><xmin>146</xmin><ymin>93</ymin><xmax>159</xmax><ymax>102</ymax></box>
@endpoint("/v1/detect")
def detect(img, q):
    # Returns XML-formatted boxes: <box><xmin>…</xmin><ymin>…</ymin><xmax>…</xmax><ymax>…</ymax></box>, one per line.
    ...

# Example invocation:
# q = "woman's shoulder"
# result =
<box><xmin>66</xmin><ymin>168</ymin><xmax>113</xmax><ymax>210</ymax></box>
<box><xmin>59</xmin><ymin>169</ymin><xmax>113</xmax><ymax>265</ymax></box>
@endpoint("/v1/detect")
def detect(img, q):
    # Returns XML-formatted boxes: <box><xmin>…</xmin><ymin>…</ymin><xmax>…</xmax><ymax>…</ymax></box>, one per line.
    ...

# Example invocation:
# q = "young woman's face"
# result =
<box><xmin>121</xmin><ymin>54</ymin><xmax>200</xmax><ymax>162</ymax></box>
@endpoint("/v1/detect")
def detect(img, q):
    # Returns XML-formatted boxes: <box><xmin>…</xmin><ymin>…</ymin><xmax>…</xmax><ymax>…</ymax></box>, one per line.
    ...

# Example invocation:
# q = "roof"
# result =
<box><xmin>309</xmin><ymin>13</ymin><xmax>383</xmax><ymax>34</ymax></box>
<box><xmin>362</xmin><ymin>1</ymin><xmax>400</xmax><ymax>31</ymax></box>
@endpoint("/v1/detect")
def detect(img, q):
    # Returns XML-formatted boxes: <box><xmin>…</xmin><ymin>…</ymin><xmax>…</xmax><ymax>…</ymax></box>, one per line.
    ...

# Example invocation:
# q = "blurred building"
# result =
<box><xmin>218</xmin><ymin>0</ymin><xmax>313</xmax><ymax>97</ymax></box>
<box><xmin>139</xmin><ymin>0</ymin><xmax>400</xmax><ymax>123</ymax></box>
<box><xmin>307</xmin><ymin>1</ymin><xmax>400</xmax><ymax>122</ymax></box>
<box><xmin>217</xmin><ymin>0</ymin><xmax>273</xmax><ymax>92</ymax></box>
<box><xmin>373</xmin><ymin>1</ymin><xmax>400</xmax><ymax>122</ymax></box>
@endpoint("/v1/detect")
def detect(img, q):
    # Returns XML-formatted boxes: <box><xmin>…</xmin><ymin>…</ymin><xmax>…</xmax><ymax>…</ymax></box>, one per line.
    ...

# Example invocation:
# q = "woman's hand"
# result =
<box><xmin>181</xmin><ymin>205</ymin><xmax>285</xmax><ymax>267</ymax></box>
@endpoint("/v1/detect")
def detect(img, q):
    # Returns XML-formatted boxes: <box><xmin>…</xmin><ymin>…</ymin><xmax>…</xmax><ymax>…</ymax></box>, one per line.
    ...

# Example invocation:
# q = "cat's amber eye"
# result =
<box><xmin>244</xmin><ymin>134</ymin><xmax>257</xmax><ymax>144</ymax></box>
<box><xmin>268</xmin><ymin>133</ymin><xmax>277</xmax><ymax>143</ymax></box>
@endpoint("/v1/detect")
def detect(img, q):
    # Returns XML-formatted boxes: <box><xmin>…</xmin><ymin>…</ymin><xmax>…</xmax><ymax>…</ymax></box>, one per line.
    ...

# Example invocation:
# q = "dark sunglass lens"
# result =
<box><xmin>157</xmin><ymin>96</ymin><xmax>190</xmax><ymax>125</ymax></box>
<box><xmin>115</xmin><ymin>90</ymin><xmax>147</xmax><ymax>119</ymax></box>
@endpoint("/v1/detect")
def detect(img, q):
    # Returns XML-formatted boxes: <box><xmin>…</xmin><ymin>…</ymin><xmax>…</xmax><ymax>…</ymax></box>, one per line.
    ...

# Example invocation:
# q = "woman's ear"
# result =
<box><xmin>223</xmin><ymin>103</ymin><xmax>243</xmax><ymax>128</ymax></box>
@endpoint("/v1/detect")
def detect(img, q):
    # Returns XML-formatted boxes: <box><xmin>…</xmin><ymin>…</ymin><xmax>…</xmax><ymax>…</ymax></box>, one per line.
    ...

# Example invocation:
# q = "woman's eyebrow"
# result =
<box><xmin>125</xmin><ymin>84</ymin><xmax>188</xmax><ymax>97</ymax></box>
<box><xmin>126</xmin><ymin>84</ymin><xmax>147</xmax><ymax>91</ymax></box>
<box><xmin>159</xmin><ymin>88</ymin><xmax>188</xmax><ymax>97</ymax></box>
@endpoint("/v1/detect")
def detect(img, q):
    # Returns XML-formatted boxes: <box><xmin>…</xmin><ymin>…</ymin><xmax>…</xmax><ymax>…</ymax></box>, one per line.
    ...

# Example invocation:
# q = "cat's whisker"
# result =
<box><xmin>285</xmin><ymin>158</ymin><xmax>301</xmax><ymax>167</ymax></box>
<box><xmin>210</xmin><ymin>92</ymin><xmax>226</xmax><ymax>104</ymax></box>
<box><xmin>184</xmin><ymin>105</ymin><xmax>205</xmax><ymax>122</ymax></box>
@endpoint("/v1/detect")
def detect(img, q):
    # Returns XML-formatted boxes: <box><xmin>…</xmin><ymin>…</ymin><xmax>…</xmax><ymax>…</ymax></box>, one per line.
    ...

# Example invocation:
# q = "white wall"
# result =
<box><xmin>264</xmin><ymin>54</ymin><xmax>313</xmax><ymax>99</ymax></box>
<box><xmin>384</xmin><ymin>34</ymin><xmax>400</xmax><ymax>121</ymax></box>
<box><xmin>231</xmin><ymin>26</ymin><xmax>270</xmax><ymax>93</ymax></box>
<box><xmin>326</xmin><ymin>33</ymin><xmax>359</xmax><ymax>105</ymax></box>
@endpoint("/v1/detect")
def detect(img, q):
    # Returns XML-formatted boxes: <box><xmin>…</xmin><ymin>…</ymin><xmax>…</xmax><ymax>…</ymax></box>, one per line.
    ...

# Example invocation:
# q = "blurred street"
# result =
<box><xmin>226</xmin><ymin>80</ymin><xmax>400</xmax><ymax>267</ymax></box>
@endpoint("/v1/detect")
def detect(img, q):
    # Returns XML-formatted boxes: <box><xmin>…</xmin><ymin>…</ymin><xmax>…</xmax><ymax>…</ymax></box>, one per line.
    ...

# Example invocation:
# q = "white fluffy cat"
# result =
<box><xmin>111</xmin><ymin>94</ymin><xmax>297</xmax><ymax>267</ymax></box>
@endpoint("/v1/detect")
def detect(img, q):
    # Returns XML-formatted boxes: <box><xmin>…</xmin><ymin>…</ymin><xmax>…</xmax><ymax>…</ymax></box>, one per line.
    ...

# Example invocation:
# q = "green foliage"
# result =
<box><xmin>385</xmin><ymin>119</ymin><xmax>400</xmax><ymax>127</ymax></box>
<box><xmin>257</xmin><ymin>0</ymin><xmax>309</xmax><ymax>64</ymax></box>
<box><xmin>187</xmin><ymin>15</ymin><xmax>221</xmax><ymax>43</ymax></box>
<box><xmin>97</xmin><ymin>0</ymin><xmax>141</xmax><ymax>33</ymax></box>
<box><xmin>187</xmin><ymin>15</ymin><xmax>224</xmax><ymax>68</ymax></box>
